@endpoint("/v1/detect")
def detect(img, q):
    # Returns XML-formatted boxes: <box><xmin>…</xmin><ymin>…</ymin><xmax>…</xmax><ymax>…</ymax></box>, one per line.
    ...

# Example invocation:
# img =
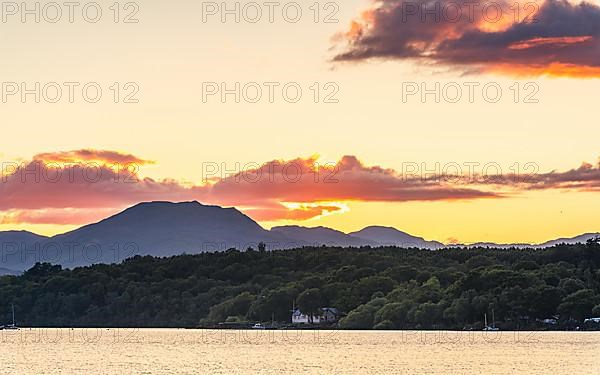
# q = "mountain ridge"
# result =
<box><xmin>349</xmin><ymin>226</ymin><xmax>444</xmax><ymax>249</ymax></box>
<box><xmin>1</xmin><ymin>201</ymin><xmax>599</xmax><ymax>272</ymax></box>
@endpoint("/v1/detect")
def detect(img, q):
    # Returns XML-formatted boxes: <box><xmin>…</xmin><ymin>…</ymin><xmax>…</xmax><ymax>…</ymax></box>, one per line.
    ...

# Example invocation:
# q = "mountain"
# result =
<box><xmin>0</xmin><ymin>231</ymin><xmax>49</xmax><ymax>272</ymax></box>
<box><xmin>450</xmin><ymin>233</ymin><xmax>600</xmax><ymax>249</ymax></box>
<box><xmin>3</xmin><ymin>201</ymin><xmax>600</xmax><ymax>271</ymax></box>
<box><xmin>350</xmin><ymin>226</ymin><xmax>445</xmax><ymax>250</ymax></box>
<box><xmin>44</xmin><ymin>201</ymin><xmax>290</xmax><ymax>269</ymax></box>
<box><xmin>535</xmin><ymin>232</ymin><xmax>600</xmax><ymax>248</ymax></box>
<box><xmin>0</xmin><ymin>230</ymin><xmax>48</xmax><ymax>243</ymax></box>
<box><xmin>271</xmin><ymin>225</ymin><xmax>377</xmax><ymax>247</ymax></box>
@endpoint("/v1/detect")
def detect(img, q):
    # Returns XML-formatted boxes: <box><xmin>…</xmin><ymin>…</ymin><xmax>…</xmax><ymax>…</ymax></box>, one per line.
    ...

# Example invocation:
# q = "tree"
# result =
<box><xmin>585</xmin><ymin>237</ymin><xmax>600</xmax><ymax>270</ymax></box>
<box><xmin>3</xmin><ymin>244</ymin><xmax>600</xmax><ymax>329</ymax></box>
<box><xmin>526</xmin><ymin>285</ymin><xmax>562</xmax><ymax>318</ymax></box>
<box><xmin>23</xmin><ymin>262</ymin><xmax>62</xmax><ymax>280</ymax></box>
<box><xmin>340</xmin><ymin>305</ymin><xmax>374</xmax><ymax>329</ymax></box>
<box><xmin>411</xmin><ymin>302</ymin><xmax>442</xmax><ymax>328</ymax></box>
<box><xmin>560</xmin><ymin>278</ymin><xmax>585</xmax><ymax>295</ymax></box>
<box><xmin>297</xmin><ymin>288</ymin><xmax>324</xmax><ymax>323</ymax></box>
<box><xmin>248</xmin><ymin>287</ymin><xmax>296</xmax><ymax>322</ymax></box>
<box><xmin>375</xmin><ymin>301</ymin><xmax>412</xmax><ymax>328</ymax></box>
<box><xmin>339</xmin><ymin>298</ymin><xmax>386</xmax><ymax>329</ymax></box>
<box><xmin>373</xmin><ymin>320</ymin><xmax>394</xmax><ymax>330</ymax></box>
<box><xmin>384</xmin><ymin>266</ymin><xmax>418</xmax><ymax>283</ymax></box>
<box><xmin>353</xmin><ymin>276</ymin><xmax>395</xmax><ymax>304</ymax></box>
<box><xmin>443</xmin><ymin>296</ymin><xmax>472</xmax><ymax>325</ymax></box>
<box><xmin>203</xmin><ymin>292</ymin><xmax>256</xmax><ymax>324</ymax></box>
<box><xmin>558</xmin><ymin>289</ymin><xmax>597</xmax><ymax>321</ymax></box>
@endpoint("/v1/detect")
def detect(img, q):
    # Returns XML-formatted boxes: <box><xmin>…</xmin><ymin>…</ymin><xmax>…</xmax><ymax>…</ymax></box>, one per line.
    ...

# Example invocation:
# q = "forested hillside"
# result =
<box><xmin>1</xmin><ymin>241</ymin><xmax>600</xmax><ymax>329</ymax></box>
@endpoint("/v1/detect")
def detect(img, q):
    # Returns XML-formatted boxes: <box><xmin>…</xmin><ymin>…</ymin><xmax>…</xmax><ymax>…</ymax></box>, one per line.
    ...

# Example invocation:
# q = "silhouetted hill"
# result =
<box><xmin>271</xmin><ymin>225</ymin><xmax>377</xmax><ymax>247</ymax></box>
<box><xmin>45</xmin><ymin>202</ymin><xmax>290</xmax><ymax>269</ymax></box>
<box><xmin>454</xmin><ymin>233</ymin><xmax>600</xmax><ymax>249</ymax></box>
<box><xmin>350</xmin><ymin>226</ymin><xmax>444</xmax><ymax>249</ymax></box>
<box><xmin>3</xmin><ymin>201</ymin><xmax>600</xmax><ymax>271</ymax></box>
<box><xmin>0</xmin><ymin>231</ymin><xmax>49</xmax><ymax>272</ymax></box>
<box><xmin>536</xmin><ymin>233</ymin><xmax>600</xmax><ymax>248</ymax></box>
<box><xmin>0</xmin><ymin>230</ymin><xmax>48</xmax><ymax>243</ymax></box>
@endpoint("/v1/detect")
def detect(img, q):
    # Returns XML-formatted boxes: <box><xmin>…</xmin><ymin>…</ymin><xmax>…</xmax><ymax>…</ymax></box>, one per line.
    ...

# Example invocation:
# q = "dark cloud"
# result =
<box><xmin>486</xmin><ymin>161</ymin><xmax>600</xmax><ymax>190</ymax></box>
<box><xmin>334</xmin><ymin>0</ymin><xmax>600</xmax><ymax>76</ymax></box>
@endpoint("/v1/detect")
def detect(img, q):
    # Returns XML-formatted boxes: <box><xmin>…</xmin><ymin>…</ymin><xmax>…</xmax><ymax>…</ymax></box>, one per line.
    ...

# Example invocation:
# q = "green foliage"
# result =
<box><xmin>1</xmin><ymin>240</ymin><xmax>600</xmax><ymax>329</ymax></box>
<box><xmin>339</xmin><ymin>297</ymin><xmax>386</xmax><ymax>329</ymax></box>
<box><xmin>296</xmin><ymin>288</ymin><xmax>324</xmax><ymax>323</ymax></box>
<box><xmin>374</xmin><ymin>301</ymin><xmax>412</xmax><ymax>328</ymax></box>
<box><xmin>557</xmin><ymin>289</ymin><xmax>598</xmax><ymax>321</ymax></box>
<box><xmin>373</xmin><ymin>320</ymin><xmax>394</xmax><ymax>330</ymax></box>
<box><xmin>202</xmin><ymin>292</ymin><xmax>255</xmax><ymax>325</ymax></box>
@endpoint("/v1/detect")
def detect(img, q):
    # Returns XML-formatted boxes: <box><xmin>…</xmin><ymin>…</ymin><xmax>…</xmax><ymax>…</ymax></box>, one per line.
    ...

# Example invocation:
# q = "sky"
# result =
<box><xmin>1</xmin><ymin>0</ymin><xmax>600</xmax><ymax>244</ymax></box>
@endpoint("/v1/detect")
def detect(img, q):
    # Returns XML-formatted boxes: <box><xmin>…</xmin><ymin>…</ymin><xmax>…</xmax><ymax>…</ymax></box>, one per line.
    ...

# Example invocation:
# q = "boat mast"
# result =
<box><xmin>11</xmin><ymin>304</ymin><xmax>15</xmax><ymax>326</ymax></box>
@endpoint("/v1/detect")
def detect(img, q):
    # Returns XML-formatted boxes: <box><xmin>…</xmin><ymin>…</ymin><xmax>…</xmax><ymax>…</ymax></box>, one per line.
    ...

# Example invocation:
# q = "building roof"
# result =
<box><xmin>292</xmin><ymin>307</ymin><xmax>339</xmax><ymax>316</ymax></box>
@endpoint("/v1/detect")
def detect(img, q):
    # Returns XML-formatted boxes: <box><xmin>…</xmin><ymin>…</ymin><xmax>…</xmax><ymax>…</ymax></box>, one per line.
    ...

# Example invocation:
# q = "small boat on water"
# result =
<box><xmin>483</xmin><ymin>310</ymin><xmax>499</xmax><ymax>331</ymax></box>
<box><xmin>252</xmin><ymin>323</ymin><xmax>266</xmax><ymax>330</ymax></box>
<box><xmin>2</xmin><ymin>304</ymin><xmax>19</xmax><ymax>330</ymax></box>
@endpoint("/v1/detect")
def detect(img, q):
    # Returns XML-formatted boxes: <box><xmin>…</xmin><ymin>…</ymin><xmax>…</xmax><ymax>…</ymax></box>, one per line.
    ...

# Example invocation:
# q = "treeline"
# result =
<box><xmin>1</xmin><ymin>240</ymin><xmax>600</xmax><ymax>329</ymax></box>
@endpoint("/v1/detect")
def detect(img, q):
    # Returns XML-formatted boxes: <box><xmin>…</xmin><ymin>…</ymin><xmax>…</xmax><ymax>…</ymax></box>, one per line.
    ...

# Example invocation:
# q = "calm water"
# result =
<box><xmin>0</xmin><ymin>329</ymin><xmax>598</xmax><ymax>374</ymax></box>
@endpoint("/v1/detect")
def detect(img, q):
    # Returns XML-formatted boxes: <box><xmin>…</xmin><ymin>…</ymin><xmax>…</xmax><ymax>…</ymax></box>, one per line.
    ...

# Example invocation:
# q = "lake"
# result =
<box><xmin>0</xmin><ymin>329</ymin><xmax>598</xmax><ymax>374</ymax></box>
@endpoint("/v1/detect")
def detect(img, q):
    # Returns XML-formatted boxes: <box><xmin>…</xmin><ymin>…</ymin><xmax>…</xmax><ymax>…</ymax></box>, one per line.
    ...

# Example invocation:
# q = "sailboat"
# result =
<box><xmin>483</xmin><ymin>310</ymin><xmax>499</xmax><ymax>331</ymax></box>
<box><xmin>4</xmin><ymin>304</ymin><xmax>19</xmax><ymax>330</ymax></box>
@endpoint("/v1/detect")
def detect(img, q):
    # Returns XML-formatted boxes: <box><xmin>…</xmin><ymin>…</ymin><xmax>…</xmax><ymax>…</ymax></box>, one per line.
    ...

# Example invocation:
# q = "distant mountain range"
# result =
<box><xmin>454</xmin><ymin>232</ymin><xmax>600</xmax><ymax>250</ymax></box>
<box><xmin>0</xmin><ymin>201</ymin><xmax>598</xmax><ymax>273</ymax></box>
<box><xmin>349</xmin><ymin>226</ymin><xmax>445</xmax><ymax>249</ymax></box>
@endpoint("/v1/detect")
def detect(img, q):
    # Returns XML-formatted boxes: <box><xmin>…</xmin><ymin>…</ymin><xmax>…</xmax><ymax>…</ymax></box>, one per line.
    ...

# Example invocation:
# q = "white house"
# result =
<box><xmin>291</xmin><ymin>308</ymin><xmax>339</xmax><ymax>324</ymax></box>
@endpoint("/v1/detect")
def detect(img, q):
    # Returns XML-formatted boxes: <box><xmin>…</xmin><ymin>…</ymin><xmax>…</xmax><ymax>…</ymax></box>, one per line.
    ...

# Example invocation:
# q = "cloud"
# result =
<box><xmin>0</xmin><ymin>155</ymin><xmax>199</xmax><ymax>214</ymax></box>
<box><xmin>0</xmin><ymin>150</ymin><xmax>499</xmax><ymax>225</ymax></box>
<box><xmin>203</xmin><ymin>155</ymin><xmax>500</xmax><ymax>206</ymax></box>
<box><xmin>242</xmin><ymin>202</ymin><xmax>346</xmax><ymax>222</ymax></box>
<box><xmin>483</xmin><ymin>160</ymin><xmax>600</xmax><ymax>190</ymax></box>
<box><xmin>33</xmin><ymin>149</ymin><xmax>154</xmax><ymax>166</ymax></box>
<box><xmin>333</xmin><ymin>0</ymin><xmax>600</xmax><ymax>77</ymax></box>
<box><xmin>4</xmin><ymin>149</ymin><xmax>600</xmax><ymax>226</ymax></box>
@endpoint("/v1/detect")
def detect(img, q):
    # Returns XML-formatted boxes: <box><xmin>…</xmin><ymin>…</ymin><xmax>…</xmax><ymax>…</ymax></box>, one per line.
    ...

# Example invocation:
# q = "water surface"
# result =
<box><xmin>0</xmin><ymin>329</ymin><xmax>598</xmax><ymax>374</ymax></box>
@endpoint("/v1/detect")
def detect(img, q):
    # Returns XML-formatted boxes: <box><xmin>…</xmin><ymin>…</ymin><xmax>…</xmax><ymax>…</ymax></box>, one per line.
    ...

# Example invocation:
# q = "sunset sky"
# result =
<box><xmin>2</xmin><ymin>0</ymin><xmax>600</xmax><ymax>244</ymax></box>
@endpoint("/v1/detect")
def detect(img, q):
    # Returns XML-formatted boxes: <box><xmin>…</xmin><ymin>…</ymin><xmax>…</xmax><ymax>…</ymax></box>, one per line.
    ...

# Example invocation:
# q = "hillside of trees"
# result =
<box><xmin>1</xmin><ymin>240</ymin><xmax>600</xmax><ymax>330</ymax></box>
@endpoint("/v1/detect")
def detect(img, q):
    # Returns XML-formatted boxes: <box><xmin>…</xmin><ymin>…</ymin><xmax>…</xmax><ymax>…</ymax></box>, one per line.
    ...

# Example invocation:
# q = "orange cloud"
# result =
<box><xmin>243</xmin><ymin>202</ymin><xmax>346</xmax><ymax>222</ymax></box>
<box><xmin>334</xmin><ymin>0</ymin><xmax>600</xmax><ymax>78</ymax></box>
<box><xmin>0</xmin><ymin>159</ymin><xmax>199</xmax><ymax>211</ymax></box>
<box><xmin>203</xmin><ymin>155</ymin><xmax>500</xmax><ymax>206</ymax></box>
<box><xmin>33</xmin><ymin>149</ymin><xmax>154</xmax><ymax>166</ymax></box>
<box><xmin>0</xmin><ymin>151</ymin><xmax>499</xmax><ymax>225</ymax></box>
<box><xmin>508</xmin><ymin>36</ymin><xmax>594</xmax><ymax>50</ymax></box>
<box><xmin>4</xmin><ymin>150</ymin><xmax>600</xmax><ymax>226</ymax></box>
